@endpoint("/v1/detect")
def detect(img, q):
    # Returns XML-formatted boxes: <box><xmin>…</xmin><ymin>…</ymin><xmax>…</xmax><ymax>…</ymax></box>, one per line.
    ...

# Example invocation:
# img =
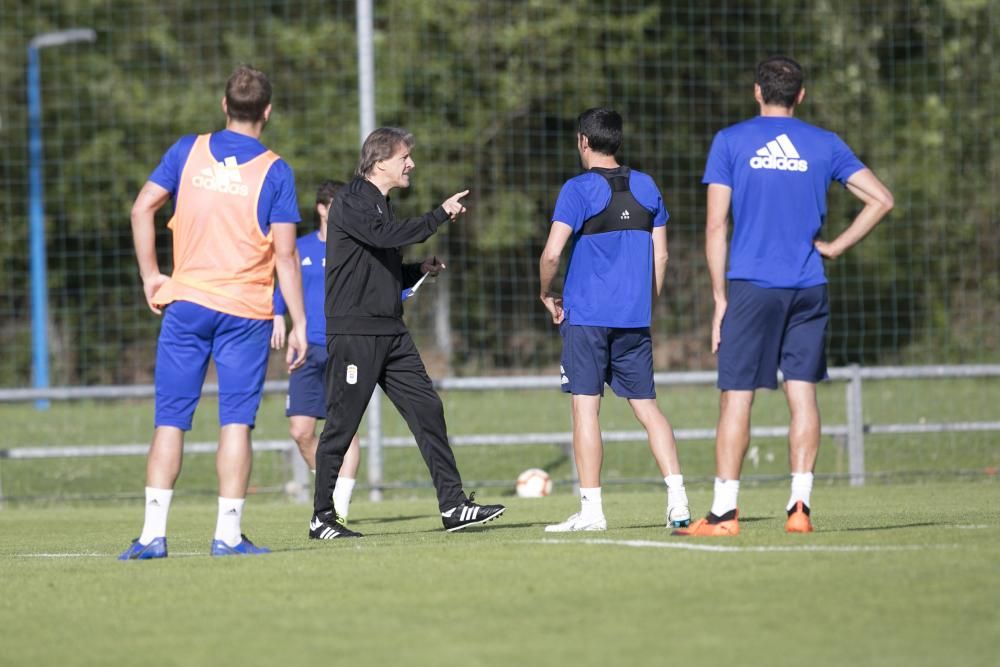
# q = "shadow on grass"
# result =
<box><xmin>625</xmin><ymin>516</ymin><xmax>772</xmax><ymax>530</ymax></box>
<box><xmin>831</xmin><ymin>521</ymin><xmax>943</xmax><ymax>532</ymax></box>
<box><xmin>350</xmin><ymin>514</ymin><xmax>427</xmax><ymax>525</ymax></box>
<box><xmin>395</xmin><ymin>518</ymin><xmax>537</xmax><ymax>535</ymax></box>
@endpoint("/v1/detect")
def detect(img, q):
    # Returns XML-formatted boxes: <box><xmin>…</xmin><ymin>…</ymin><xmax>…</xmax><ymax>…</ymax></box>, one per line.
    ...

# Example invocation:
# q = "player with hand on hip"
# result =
<box><xmin>539</xmin><ymin>108</ymin><xmax>691</xmax><ymax>532</ymax></box>
<box><xmin>271</xmin><ymin>180</ymin><xmax>362</xmax><ymax>522</ymax></box>
<box><xmin>120</xmin><ymin>65</ymin><xmax>307</xmax><ymax>559</ymax></box>
<box><xmin>675</xmin><ymin>55</ymin><xmax>893</xmax><ymax>537</ymax></box>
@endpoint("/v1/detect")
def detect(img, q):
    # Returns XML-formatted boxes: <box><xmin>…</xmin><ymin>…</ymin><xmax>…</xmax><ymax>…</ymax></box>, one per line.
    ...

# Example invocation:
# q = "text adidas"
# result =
<box><xmin>749</xmin><ymin>134</ymin><xmax>809</xmax><ymax>172</ymax></box>
<box><xmin>749</xmin><ymin>154</ymin><xmax>809</xmax><ymax>172</ymax></box>
<box><xmin>191</xmin><ymin>174</ymin><xmax>250</xmax><ymax>196</ymax></box>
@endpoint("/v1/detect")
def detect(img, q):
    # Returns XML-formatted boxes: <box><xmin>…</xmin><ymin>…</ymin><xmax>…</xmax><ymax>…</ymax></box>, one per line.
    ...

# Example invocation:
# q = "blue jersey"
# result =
<box><xmin>149</xmin><ymin>129</ymin><xmax>300</xmax><ymax>236</ymax></box>
<box><xmin>274</xmin><ymin>231</ymin><xmax>326</xmax><ymax>346</ymax></box>
<box><xmin>703</xmin><ymin>116</ymin><xmax>865</xmax><ymax>288</ymax></box>
<box><xmin>552</xmin><ymin>167</ymin><xmax>668</xmax><ymax>328</ymax></box>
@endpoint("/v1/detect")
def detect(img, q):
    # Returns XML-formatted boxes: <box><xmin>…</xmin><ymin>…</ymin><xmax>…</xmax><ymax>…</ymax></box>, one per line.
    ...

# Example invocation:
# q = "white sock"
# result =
<box><xmin>787</xmin><ymin>472</ymin><xmax>814</xmax><ymax>511</ymax></box>
<box><xmin>664</xmin><ymin>474</ymin><xmax>688</xmax><ymax>508</ymax></box>
<box><xmin>579</xmin><ymin>487</ymin><xmax>603</xmax><ymax>519</ymax></box>
<box><xmin>139</xmin><ymin>487</ymin><xmax>173</xmax><ymax>544</ymax></box>
<box><xmin>710</xmin><ymin>478</ymin><xmax>740</xmax><ymax>517</ymax></box>
<box><xmin>333</xmin><ymin>477</ymin><xmax>357</xmax><ymax>519</ymax></box>
<box><xmin>214</xmin><ymin>497</ymin><xmax>246</xmax><ymax>547</ymax></box>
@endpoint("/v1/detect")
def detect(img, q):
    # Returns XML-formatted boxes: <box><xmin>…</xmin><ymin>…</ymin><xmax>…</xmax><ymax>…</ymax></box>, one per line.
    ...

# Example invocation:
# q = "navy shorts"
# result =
<box><xmin>560</xmin><ymin>323</ymin><xmax>656</xmax><ymax>399</ymax></box>
<box><xmin>286</xmin><ymin>343</ymin><xmax>328</xmax><ymax>419</ymax></box>
<box><xmin>154</xmin><ymin>301</ymin><xmax>271</xmax><ymax>430</ymax></box>
<box><xmin>717</xmin><ymin>281</ymin><xmax>829</xmax><ymax>391</ymax></box>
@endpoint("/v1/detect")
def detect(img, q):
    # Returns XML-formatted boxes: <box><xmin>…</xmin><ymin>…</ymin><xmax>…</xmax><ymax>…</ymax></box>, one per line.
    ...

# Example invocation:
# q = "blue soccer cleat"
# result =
<box><xmin>210</xmin><ymin>534</ymin><xmax>271</xmax><ymax>557</ymax></box>
<box><xmin>118</xmin><ymin>536</ymin><xmax>168</xmax><ymax>561</ymax></box>
<box><xmin>667</xmin><ymin>502</ymin><xmax>692</xmax><ymax>529</ymax></box>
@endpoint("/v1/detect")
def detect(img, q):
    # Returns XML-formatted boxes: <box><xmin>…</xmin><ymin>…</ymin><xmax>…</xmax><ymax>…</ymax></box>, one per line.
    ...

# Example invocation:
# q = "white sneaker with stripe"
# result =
<box><xmin>544</xmin><ymin>512</ymin><xmax>607</xmax><ymax>532</ymax></box>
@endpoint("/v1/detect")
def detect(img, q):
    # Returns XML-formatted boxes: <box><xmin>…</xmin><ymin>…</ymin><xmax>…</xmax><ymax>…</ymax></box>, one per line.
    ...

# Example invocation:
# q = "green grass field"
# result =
<box><xmin>1</xmin><ymin>378</ymin><xmax>997</xmax><ymax>665</ymax></box>
<box><xmin>1</xmin><ymin>482</ymin><xmax>997</xmax><ymax>667</ymax></box>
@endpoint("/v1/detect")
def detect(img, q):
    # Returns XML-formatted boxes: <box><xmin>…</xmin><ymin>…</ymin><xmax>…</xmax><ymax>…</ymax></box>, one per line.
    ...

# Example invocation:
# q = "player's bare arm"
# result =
<box><xmin>272</xmin><ymin>222</ymin><xmax>308</xmax><ymax>372</ymax></box>
<box><xmin>130</xmin><ymin>180</ymin><xmax>172</xmax><ymax>315</ymax></box>
<box><xmin>815</xmin><ymin>168</ymin><xmax>894</xmax><ymax>259</ymax></box>
<box><xmin>652</xmin><ymin>226</ymin><xmax>669</xmax><ymax>298</ymax></box>
<box><xmin>270</xmin><ymin>315</ymin><xmax>286</xmax><ymax>350</ymax></box>
<box><xmin>705</xmin><ymin>183</ymin><xmax>732</xmax><ymax>353</ymax></box>
<box><xmin>539</xmin><ymin>221</ymin><xmax>573</xmax><ymax>324</ymax></box>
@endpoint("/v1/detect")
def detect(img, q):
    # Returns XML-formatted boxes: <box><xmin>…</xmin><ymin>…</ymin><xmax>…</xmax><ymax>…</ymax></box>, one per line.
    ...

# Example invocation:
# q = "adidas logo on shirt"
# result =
<box><xmin>620</xmin><ymin>209</ymin><xmax>631</xmax><ymax>220</ymax></box>
<box><xmin>191</xmin><ymin>155</ymin><xmax>250</xmax><ymax>196</ymax></box>
<box><xmin>302</xmin><ymin>257</ymin><xmax>312</xmax><ymax>266</ymax></box>
<box><xmin>749</xmin><ymin>134</ymin><xmax>809</xmax><ymax>172</ymax></box>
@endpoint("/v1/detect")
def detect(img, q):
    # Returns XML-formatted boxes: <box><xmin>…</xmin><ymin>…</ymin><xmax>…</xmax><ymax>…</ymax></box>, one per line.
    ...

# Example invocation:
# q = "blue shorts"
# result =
<box><xmin>560</xmin><ymin>324</ymin><xmax>655</xmax><ymax>399</ymax></box>
<box><xmin>286</xmin><ymin>343</ymin><xmax>327</xmax><ymax>419</ymax></box>
<box><xmin>717</xmin><ymin>281</ymin><xmax>829</xmax><ymax>391</ymax></box>
<box><xmin>154</xmin><ymin>301</ymin><xmax>271</xmax><ymax>430</ymax></box>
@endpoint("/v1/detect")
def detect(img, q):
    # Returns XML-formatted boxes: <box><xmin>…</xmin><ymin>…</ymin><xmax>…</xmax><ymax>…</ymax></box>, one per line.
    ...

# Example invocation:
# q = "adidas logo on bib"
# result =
<box><xmin>191</xmin><ymin>155</ymin><xmax>250</xmax><ymax>196</ymax></box>
<box><xmin>749</xmin><ymin>134</ymin><xmax>809</xmax><ymax>172</ymax></box>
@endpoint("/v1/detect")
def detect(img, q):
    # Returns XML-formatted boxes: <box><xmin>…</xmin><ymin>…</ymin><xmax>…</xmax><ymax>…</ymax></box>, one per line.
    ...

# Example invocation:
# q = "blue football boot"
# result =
<box><xmin>118</xmin><ymin>536</ymin><xmax>168</xmax><ymax>560</ymax></box>
<box><xmin>210</xmin><ymin>534</ymin><xmax>271</xmax><ymax>557</ymax></box>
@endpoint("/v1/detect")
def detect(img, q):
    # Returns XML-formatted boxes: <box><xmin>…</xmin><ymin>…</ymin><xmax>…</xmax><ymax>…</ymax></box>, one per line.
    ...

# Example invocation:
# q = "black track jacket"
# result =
<box><xmin>325</xmin><ymin>177</ymin><xmax>450</xmax><ymax>335</ymax></box>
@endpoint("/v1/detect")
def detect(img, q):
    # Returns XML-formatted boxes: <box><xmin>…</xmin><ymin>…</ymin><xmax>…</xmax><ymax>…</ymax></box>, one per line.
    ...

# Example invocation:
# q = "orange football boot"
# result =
<box><xmin>785</xmin><ymin>501</ymin><xmax>814</xmax><ymax>533</ymax></box>
<box><xmin>672</xmin><ymin>509</ymin><xmax>739</xmax><ymax>536</ymax></box>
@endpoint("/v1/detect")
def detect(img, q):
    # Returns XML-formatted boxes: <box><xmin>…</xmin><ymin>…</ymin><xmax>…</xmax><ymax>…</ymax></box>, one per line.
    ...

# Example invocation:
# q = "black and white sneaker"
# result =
<box><xmin>309</xmin><ymin>510</ymin><xmax>363</xmax><ymax>539</ymax></box>
<box><xmin>441</xmin><ymin>493</ymin><xmax>506</xmax><ymax>532</ymax></box>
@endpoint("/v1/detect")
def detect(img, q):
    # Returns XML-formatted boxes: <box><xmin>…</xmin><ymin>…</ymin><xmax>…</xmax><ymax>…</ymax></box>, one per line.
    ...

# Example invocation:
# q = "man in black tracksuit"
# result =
<box><xmin>308</xmin><ymin>127</ymin><xmax>506</xmax><ymax>539</ymax></box>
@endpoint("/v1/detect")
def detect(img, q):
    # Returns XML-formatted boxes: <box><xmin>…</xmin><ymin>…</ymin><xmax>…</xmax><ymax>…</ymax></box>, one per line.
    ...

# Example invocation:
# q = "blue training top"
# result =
<box><xmin>702</xmin><ymin>116</ymin><xmax>865</xmax><ymax>289</ymax></box>
<box><xmin>149</xmin><ymin>129</ymin><xmax>300</xmax><ymax>236</ymax></box>
<box><xmin>552</xmin><ymin>167</ymin><xmax>668</xmax><ymax>328</ymax></box>
<box><xmin>274</xmin><ymin>231</ymin><xmax>326</xmax><ymax>346</ymax></box>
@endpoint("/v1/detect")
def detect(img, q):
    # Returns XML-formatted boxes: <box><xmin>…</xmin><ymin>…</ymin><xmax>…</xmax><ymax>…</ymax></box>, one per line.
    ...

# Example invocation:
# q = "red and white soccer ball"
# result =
<box><xmin>515</xmin><ymin>468</ymin><xmax>553</xmax><ymax>498</ymax></box>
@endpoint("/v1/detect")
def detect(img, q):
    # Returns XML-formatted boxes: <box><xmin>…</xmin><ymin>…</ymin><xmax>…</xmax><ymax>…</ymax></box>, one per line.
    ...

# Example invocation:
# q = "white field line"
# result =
<box><xmin>14</xmin><ymin>553</ymin><xmax>104</xmax><ymax>558</ymax></box>
<box><xmin>532</xmin><ymin>538</ymin><xmax>960</xmax><ymax>553</ymax></box>
<box><xmin>12</xmin><ymin>551</ymin><xmax>203</xmax><ymax>559</ymax></box>
<box><xmin>9</xmin><ymin>527</ymin><xmax>987</xmax><ymax>559</ymax></box>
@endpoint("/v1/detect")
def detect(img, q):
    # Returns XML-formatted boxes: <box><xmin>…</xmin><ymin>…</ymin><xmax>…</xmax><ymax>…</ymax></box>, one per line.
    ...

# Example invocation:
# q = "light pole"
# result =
<box><xmin>355</xmin><ymin>0</ymin><xmax>385</xmax><ymax>502</ymax></box>
<box><xmin>27</xmin><ymin>28</ymin><xmax>96</xmax><ymax>409</ymax></box>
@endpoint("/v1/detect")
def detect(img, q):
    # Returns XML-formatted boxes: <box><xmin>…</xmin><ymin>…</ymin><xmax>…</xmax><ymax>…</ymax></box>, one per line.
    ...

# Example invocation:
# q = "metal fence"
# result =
<box><xmin>2</xmin><ymin>364</ymin><xmax>998</xmax><ymax>503</ymax></box>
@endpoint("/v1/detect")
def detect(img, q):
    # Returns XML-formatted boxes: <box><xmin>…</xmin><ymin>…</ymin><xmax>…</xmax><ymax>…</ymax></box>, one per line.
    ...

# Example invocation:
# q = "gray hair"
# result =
<box><xmin>356</xmin><ymin>127</ymin><xmax>415</xmax><ymax>177</ymax></box>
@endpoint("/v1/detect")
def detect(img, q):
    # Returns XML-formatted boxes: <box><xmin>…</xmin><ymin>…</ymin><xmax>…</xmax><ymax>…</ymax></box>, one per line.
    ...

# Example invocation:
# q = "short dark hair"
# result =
<box><xmin>314</xmin><ymin>180</ymin><xmax>344</xmax><ymax>224</ymax></box>
<box><xmin>224</xmin><ymin>65</ymin><xmax>272</xmax><ymax>123</ymax></box>
<box><xmin>356</xmin><ymin>127</ymin><xmax>414</xmax><ymax>177</ymax></box>
<box><xmin>756</xmin><ymin>55</ymin><xmax>804</xmax><ymax>108</ymax></box>
<box><xmin>577</xmin><ymin>108</ymin><xmax>623</xmax><ymax>156</ymax></box>
<box><xmin>316</xmin><ymin>180</ymin><xmax>344</xmax><ymax>207</ymax></box>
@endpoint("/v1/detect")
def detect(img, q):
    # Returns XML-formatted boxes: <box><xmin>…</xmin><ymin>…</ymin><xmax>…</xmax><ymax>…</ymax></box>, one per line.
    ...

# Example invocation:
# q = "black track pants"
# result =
<box><xmin>313</xmin><ymin>332</ymin><xmax>466</xmax><ymax>514</ymax></box>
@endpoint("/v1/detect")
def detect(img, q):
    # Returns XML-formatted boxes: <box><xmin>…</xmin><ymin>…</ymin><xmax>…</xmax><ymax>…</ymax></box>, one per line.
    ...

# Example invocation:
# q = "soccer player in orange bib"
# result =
<box><xmin>120</xmin><ymin>65</ymin><xmax>307</xmax><ymax>559</ymax></box>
